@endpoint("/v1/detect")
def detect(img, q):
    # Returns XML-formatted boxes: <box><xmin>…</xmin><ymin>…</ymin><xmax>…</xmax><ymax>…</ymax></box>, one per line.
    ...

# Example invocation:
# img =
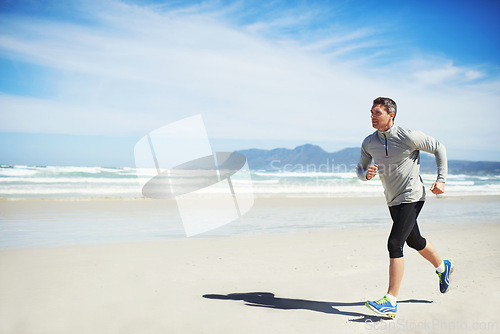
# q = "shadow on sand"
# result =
<box><xmin>203</xmin><ymin>292</ymin><xmax>432</xmax><ymax>322</ymax></box>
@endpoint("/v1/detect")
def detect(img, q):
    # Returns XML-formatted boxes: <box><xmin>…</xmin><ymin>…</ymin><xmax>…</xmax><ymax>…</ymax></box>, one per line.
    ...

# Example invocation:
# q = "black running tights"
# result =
<box><xmin>387</xmin><ymin>201</ymin><xmax>427</xmax><ymax>258</ymax></box>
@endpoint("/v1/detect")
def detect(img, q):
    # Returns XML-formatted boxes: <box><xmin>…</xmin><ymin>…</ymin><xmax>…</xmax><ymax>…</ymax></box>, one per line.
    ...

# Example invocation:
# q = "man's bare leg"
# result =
<box><xmin>387</xmin><ymin>257</ymin><xmax>404</xmax><ymax>297</ymax></box>
<box><xmin>418</xmin><ymin>241</ymin><xmax>442</xmax><ymax>268</ymax></box>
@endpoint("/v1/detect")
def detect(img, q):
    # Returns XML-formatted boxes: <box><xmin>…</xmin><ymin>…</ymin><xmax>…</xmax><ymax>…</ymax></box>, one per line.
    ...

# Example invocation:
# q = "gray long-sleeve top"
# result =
<box><xmin>357</xmin><ymin>125</ymin><xmax>448</xmax><ymax>206</ymax></box>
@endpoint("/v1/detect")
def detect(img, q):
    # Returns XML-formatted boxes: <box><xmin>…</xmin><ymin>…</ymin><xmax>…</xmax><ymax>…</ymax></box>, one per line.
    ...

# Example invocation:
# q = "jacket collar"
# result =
<box><xmin>377</xmin><ymin>124</ymin><xmax>398</xmax><ymax>137</ymax></box>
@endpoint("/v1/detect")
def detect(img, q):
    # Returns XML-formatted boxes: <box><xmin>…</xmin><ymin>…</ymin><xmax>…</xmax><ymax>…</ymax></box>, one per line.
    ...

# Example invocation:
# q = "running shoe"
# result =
<box><xmin>365</xmin><ymin>295</ymin><xmax>397</xmax><ymax>318</ymax></box>
<box><xmin>436</xmin><ymin>259</ymin><xmax>454</xmax><ymax>293</ymax></box>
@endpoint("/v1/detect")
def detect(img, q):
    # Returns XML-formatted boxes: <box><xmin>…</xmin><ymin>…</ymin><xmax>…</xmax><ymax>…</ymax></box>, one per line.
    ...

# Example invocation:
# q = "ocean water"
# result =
<box><xmin>1</xmin><ymin>165</ymin><xmax>500</xmax><ymax>199</ymax></box>
<box><xmin>1</xmin><ymin>165</ymin><xmax>499</xmax><ymax>249</ymax></box>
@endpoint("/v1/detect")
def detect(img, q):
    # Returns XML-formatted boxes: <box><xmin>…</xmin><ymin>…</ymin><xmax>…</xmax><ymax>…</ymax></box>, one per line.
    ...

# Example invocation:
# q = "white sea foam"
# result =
<box><xmin>1</xmin><ymin>165</ymin><xmax>499</xmax><ymax>199</ymax></box>
<box><xmin>0</xmin><ymin>167</ymin><xmax>39</xmax><ymax>177</ymax></box>
<box><xmin>1</xmin><ymin>186</ymin><xmax>140</xmax><ymax>195</ymax></box>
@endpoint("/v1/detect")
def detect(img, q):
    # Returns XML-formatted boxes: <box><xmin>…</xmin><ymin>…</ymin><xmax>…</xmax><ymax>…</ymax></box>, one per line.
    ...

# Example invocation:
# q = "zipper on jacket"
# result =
<box><xmin>383</xmin><ymin>133</ymin><xmax>388</xmax><ymax>156</ymax></box>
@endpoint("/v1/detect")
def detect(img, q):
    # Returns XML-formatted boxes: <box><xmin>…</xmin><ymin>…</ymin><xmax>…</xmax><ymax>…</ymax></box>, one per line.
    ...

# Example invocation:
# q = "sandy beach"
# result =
<box><xmin>1</xmin><ymin>195</ymin><xmax>499</xmax><ymax>333</ymax></box>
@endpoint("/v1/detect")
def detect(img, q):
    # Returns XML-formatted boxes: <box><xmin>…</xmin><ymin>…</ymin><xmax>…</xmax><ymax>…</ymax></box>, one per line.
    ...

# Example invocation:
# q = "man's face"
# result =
<box><xmin>371</xmin><ymin>104</ymin><xmax>394</xmax><ymax>131</ymax></box>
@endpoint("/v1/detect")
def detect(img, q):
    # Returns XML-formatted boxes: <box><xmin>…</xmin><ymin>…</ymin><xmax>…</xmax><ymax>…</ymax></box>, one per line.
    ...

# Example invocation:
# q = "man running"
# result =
<box><xmin>357</xmin><ymin>97</ymin><xmax>454</xmax><ymax>318</ymax></box>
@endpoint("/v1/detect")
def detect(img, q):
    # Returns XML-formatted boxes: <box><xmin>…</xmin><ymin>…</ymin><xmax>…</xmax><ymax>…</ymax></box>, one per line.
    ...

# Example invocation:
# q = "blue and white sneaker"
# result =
<box><xmin>437</xmin><ymin>259</ymin><xmax>454</xmax><ymax>293</ymax></box>
<box><xmin>365</xmin><ymin>295</ymin><xmax>397</xmax><ymax>318</ymax></box>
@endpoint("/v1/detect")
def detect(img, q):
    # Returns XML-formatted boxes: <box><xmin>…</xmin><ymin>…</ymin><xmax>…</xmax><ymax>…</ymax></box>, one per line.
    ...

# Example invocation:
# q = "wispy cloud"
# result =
<box><xmin>0</xmin><ymin>0</ymin><xmax>499</xmax><ymax>158</ymax></box>
<box><xmin>413</xmin><ymin>61</ymin><xmax>487</xmax><ymax>86</ymax></box>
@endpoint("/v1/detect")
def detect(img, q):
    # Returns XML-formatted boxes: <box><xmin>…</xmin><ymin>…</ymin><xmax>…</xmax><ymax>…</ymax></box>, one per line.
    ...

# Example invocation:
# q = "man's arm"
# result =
<box><xmin>408</xmin><ymin>130</ymin><xmax>448</xmax><ymax>193</ymax></box>
<box><xmin>428</xmin><ymin>140</ymin><xmax>446</xmax><ymax>195</ymax></box>
<box><xmin>357</xmin><ymin>142</ymin><xmax>376</xmax><ymax>181</ymax></box>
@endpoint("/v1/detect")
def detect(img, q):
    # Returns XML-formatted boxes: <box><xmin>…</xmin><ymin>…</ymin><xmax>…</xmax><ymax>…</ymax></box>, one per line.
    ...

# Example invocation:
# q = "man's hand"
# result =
<box><xmin>430</xmin><ymin>181</ymin><xmax>445</xmax><ymax>195</ymax></box>
<box><xmin>366</xmin><ymin>164</ymin><xmax>378</xmax><ymax>180</ymax></box>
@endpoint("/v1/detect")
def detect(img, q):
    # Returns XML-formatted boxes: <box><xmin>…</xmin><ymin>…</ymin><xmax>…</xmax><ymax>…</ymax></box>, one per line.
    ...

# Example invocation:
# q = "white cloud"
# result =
<box><xmin>413</xmin><ymin>63</ymin><xmax>461</xmax><ymax>85</ymax></box>
<box><xmin>412</xmin><ymin>61</ymin><xmax>487</xmax><ymax>86</ymax></box>
<box><xmin>465</xmin><ymin>69</ymin><xmax>483</xmax><ymax>81</ymax></box>
<box><xmin>0</xmin><ymin>0</ymin><xmax>499</xmax><ymax>158</ymax></box>
<box><xmin>0</xmin><ymin>94</ymin><xmax>139</xmax><ymax>136</ymax></box>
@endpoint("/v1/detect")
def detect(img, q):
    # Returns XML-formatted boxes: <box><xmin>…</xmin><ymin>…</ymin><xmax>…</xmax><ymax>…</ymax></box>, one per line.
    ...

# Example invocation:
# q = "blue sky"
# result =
<box><xmin>1</xmin><ymin>0</ymin><xmax>499</xmax><ymax>166</ymax></box>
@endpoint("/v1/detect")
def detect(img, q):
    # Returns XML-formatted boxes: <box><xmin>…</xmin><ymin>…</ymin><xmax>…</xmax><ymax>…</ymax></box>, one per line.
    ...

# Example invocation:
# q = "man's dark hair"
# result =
<box><xmin>373</xmin><ymin>97</ymin><xmax>397</xmax><ymax>119</ymax></box>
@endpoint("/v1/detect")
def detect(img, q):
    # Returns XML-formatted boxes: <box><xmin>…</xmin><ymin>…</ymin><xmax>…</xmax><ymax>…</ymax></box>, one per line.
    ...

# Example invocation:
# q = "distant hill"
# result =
<box><xmin>236</xmin><ymin>144</ymin><xmax>500</xmax><ymax>175</ymax></box>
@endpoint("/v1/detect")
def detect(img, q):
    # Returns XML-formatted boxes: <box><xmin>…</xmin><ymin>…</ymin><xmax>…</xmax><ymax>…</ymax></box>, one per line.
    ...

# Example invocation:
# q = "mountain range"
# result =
<box><xmin>236</xmin><ymin>144</ymin><xmax>500</xmax><ymax>175</ymax></box>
